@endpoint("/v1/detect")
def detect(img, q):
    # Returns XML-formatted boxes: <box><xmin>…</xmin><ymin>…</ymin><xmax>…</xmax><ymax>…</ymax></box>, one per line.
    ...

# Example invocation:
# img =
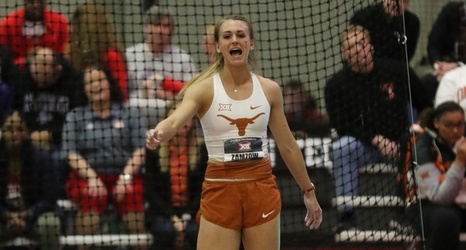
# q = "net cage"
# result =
<box><xmin>0</xmin><ymin>0</ymin><xmax>456</xmax><ymax>249</ymax></box>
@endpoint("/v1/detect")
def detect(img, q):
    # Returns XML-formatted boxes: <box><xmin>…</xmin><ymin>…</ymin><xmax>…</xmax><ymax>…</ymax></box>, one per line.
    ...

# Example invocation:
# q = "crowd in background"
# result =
<box><xmin>4</xmin><ymin>0</ymin><xmax>466</xmax><ymax>249</ymax></box>
<box><xmin>0</xmin><ymin>1</ymin><xmax>328</xmax><ymax>249</ymax></box>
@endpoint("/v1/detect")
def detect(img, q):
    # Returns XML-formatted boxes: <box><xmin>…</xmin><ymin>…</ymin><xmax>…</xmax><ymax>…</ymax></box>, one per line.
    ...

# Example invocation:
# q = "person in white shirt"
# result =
<box><xmin>125</xmin><ymin>5</ymin><xmax>197</xmax><ymax>100</ymax></box>
<box><xmin>434</xmin><ymin>65</ymin><xmax>466</xmax><ymax>119</ymax></box>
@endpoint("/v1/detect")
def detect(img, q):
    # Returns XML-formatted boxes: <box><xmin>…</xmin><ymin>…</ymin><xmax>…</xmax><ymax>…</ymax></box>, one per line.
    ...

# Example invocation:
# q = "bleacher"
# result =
<box><xmin>4</xmin><ymin>135</ymin><xmax>466</xmax><ymax>249</ymax></box>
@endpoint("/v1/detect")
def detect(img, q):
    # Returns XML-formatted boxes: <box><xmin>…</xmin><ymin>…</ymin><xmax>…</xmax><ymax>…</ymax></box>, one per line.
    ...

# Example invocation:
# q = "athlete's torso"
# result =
<box><xmin>200</xmin><ymin>73</ymin><xmax>271</xmax><ymax>162</ymax></box>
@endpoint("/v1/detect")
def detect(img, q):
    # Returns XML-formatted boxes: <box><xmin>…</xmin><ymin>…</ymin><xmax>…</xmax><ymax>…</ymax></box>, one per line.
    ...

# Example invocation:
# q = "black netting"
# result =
<box><xmin>0</xmin><ymin>0</ymin><xmax>457</xmax><ymax>249</ymax></box>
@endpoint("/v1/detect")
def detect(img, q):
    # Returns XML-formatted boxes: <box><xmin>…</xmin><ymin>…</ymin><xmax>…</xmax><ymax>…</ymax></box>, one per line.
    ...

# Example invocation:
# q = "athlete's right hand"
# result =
<box><xmin>146</xmin><ymin>129</ymin><xmax>162</xmax><ymax>150</ymax></box>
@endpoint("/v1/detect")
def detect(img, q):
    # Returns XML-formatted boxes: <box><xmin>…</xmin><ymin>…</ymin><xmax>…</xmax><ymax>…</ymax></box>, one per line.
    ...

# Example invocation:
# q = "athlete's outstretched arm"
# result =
<box><xmin>146</xmin><ymin>84</ymin><xmax>202</xmax><ymax>150</ymax></box>
<box><xmin>264</xmin><ymin>77</ymin><xmax>323</xmax><ymax>229</ymax></box>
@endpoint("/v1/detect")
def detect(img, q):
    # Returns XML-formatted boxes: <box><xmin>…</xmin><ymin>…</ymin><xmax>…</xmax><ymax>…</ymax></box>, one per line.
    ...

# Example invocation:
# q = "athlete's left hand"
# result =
<box><xmin>303</xmin><ymin>191</ymin><xmax>322</xmax><ymax>229</ymax></box>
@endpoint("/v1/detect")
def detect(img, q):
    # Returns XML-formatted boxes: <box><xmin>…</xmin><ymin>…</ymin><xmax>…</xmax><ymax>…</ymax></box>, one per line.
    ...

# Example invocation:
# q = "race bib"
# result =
<box><xmin>224</xmin><ymin>137</ymin><xmax>265</xmax><ymax>162</ymax></box>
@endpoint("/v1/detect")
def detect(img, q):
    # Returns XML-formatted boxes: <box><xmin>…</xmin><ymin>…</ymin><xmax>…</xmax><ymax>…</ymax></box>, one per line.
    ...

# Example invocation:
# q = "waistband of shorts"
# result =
<box><xmin>205</xmin><ymin>157</ymin><xmax>273</xmax><ymax>180</ymax></box>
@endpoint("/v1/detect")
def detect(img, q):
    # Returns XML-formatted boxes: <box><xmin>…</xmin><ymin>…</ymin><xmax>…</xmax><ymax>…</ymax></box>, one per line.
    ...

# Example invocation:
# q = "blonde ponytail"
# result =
<box><xmin>178</xmin><ymin>55</ymin><xmax>224</xmax><ymax>97</ymax></box>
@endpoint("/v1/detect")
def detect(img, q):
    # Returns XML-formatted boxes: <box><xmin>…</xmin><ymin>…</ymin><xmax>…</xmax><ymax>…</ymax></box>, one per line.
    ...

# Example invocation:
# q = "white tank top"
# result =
<box><xmin>200</xmin><ymin>73</ymin><xmax>270</xmax><ymax>162</ymax></box>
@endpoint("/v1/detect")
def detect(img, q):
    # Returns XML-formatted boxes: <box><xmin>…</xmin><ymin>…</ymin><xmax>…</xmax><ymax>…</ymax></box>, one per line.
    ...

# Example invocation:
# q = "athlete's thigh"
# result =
<box><xmin>242</xmin><ymin>214</ymin><xmax>280</xmax><ymax>250</ymax></box>
<box><xmin>197</xmin><ymin>215</ymin><xmax>241</xmax><ymax>250</ymax></box>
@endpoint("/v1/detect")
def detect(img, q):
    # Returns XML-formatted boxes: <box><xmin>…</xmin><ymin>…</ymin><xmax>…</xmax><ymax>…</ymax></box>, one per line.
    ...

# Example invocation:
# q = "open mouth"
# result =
<box><xmin>230</xmin><ymin>48</ymin><xmax>243</xmax><ymax>56</ymax></box>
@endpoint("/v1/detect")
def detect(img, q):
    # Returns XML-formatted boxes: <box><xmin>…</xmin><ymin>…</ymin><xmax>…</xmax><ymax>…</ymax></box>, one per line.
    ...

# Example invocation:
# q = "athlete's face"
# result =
<box><xmin>435</xmin><ymin>111</ymin><xmax>465</xmax><ymax>147</ymax></box>
<box><xmin>342</xmin><ymin>31</ymin><xmax>374</xmax><ymax>73</ymax></box>
<box><xmin>216</xmin><ymin>20</ymin><xmax>254</xmax><ymax>67</ymax></box>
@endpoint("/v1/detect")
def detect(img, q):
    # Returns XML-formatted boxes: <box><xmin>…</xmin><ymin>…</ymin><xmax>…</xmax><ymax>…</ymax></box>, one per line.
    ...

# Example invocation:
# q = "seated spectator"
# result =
<box><xmin>126</xmin><ymin>5</ymin><xmax>197</xmax><ymax>100</ymax></box>
<box><xmin>350</xmin><ymin>0</ymin><xmax>420</xmax><ymax>63</ymax></box>
<box><xmin>412</xmin><ymin>101</ymin><xmax>466</xmax><ymax>250</ymax></box>
<box><xmin>325</xmin><ymin>25</ymin><xmax>421</xmax><ymax>231</ymax></box>
<box><xmin>203</xmin><ymin>24</ymin><xmax>216</xmax><ymax>64</ymax></box>
<box><xmin>434</xmin><ymin>64</ymin><xmax>466</xmax><ymax>119</ymax></box>
<box><xmin>69</xmin><ymin>3</ymin><xmax>128</xmax><ymax>102</ymax></box>
<box><xmin>283</xmin><ymin>79</ymin><xmax>330</xmax><ymax>138</ymax></box>
<box><xmin>13</xmin><ymin>47</ymin><xmax>84</xmax><ymax>149</ymax></box>
<box><xmin>422</xmin><ymin>1</ymin><xmax>466</xmax><ymax>101</ymax></box>
<box><xmin>0</xmin><ymin>111</ymin><xmax>61</xmax><ymax>249</ymax></box>
<box><xmin>0</xmin><ymin>0</ymin><xmax>69</xmax><ymax>67</ymax></box>
<box><xmin>0</xmin><ymin>44</ymin><xmax>19</xmax><ymax>124</ymax></box>
<box><xmin>145</xmin><ymin>102</ymin><xmax>207</xmax><ymax>250</ymax></box>
<box><xmin>62</xmin><ymin>67</ymin><xmax>147</xmax><ymax>249</ymax></box>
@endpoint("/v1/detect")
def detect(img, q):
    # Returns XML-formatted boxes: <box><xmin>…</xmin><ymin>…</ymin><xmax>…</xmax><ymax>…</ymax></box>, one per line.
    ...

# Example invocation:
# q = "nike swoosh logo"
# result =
<box><xmin>250</xmin><ymin>105</ymin><xmax>262</xmax><ymax>110</ymax></box>
<box><xmin>262</xmin><ymin>210</ymin><xmax>275</xmax><ymax>218</ymax></box>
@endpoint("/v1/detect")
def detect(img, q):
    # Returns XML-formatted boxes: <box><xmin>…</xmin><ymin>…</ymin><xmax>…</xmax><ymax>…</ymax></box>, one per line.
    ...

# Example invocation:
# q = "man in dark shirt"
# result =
<box><xmin>325</xmin><ymin>25</ymin><xmax>429</xmax><ymax>231</ymax></box>
<box><xmin>13</xmin><ymin>47</ymin><xmax>84</xmax><ymax>149</ymax></box>
<box><xmin>13</xmin><ymin>47</ymin><xmax>84</xmax><ymax>199</ymax></box>
<box><xmin>350</xmin><ymin>0</ymin><xmax>420</xmax><ymax>63</ymax></box>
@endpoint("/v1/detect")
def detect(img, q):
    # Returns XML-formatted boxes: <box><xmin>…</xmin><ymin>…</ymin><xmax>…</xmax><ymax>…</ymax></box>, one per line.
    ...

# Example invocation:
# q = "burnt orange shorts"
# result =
<box><xmin>196</xmin><ymin>175</ymin><xmax>281</xmax><ymax>230</ymax></box>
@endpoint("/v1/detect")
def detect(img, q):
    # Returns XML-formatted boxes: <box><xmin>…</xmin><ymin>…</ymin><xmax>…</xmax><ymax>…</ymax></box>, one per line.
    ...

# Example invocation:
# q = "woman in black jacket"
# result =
<box><xmin>0</xmin><ymin>110</ymin><xmax>61</xmax><ymax>249</ymax></box>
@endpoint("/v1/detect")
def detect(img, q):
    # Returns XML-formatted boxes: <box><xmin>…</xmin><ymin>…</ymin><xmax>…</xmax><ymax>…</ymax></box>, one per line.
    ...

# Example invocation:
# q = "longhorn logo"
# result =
<box><xmin>217</xmin><ymin>113</ymin><xmax>265</xmax><ymax>136</ymax></box>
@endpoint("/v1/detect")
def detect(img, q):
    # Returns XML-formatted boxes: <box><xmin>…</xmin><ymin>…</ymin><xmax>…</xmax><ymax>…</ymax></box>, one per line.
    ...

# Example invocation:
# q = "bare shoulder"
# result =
<box><xmin>188</xmin><ymin>76</ymin><xmax>214</xmax><ymax>94</ymax></box>
<box><xmin>255</xmin><ymin>74</ymin><xmax>282</xmax><ymax>97</ymax></box>
<box><xmin>184</xmin><ymin>76</ymin><xmax>215</xmax><ymax>115</ymax></box>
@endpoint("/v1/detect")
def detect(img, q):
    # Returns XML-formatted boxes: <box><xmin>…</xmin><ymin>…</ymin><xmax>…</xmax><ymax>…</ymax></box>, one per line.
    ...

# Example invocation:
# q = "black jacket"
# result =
<box><xmin>144</xmin><ymin>143</ymin><xmax>208</xmax><ymax>226</ymax></box>
<box><xmin>13</xmin><ymin>56</ymin><xmax>84</xmax><ymax>147</ymax></box>
<box><xmin>325</xmin><ymin>58</ymin><xmax>424</xmax><ymax>145</ymax></box>
<box><xmin>428</xmin><ymin>1</ymin><xmax>466</xmax><ymax>64</ymax></box>
<box><xmin>0</xmin><ymin>139</ymin><xmax>59</xmax><ymax>224</ymax></box>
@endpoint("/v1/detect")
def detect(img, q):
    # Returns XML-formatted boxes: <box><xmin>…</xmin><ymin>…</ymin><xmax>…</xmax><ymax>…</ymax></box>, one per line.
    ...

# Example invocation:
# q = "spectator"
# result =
<box><xmin>62</xmin><ymin>67</ymin><xmax>147</xmax><ymax>249</ymax></box>
<box><xmin>0</xmin><ymin>0</ymin><xmax>69</xmax><ymax>67</ymax></box>
<box><xmin>0</xmin><ymin>44</ymin><xmax>18</xmax><ymax>125</ymax></box>
<box><xmin>203</xmin><ymin>24</ymin><xmax>216</xmax><ymax>64</ymax></box>
<box><xmin>13</xmin><ymin>47</ymin><xmax>84</xmax><ymax>149</ymax></box>
<box><xmin>69</xmin><ymin>3</ymin><xmax>129</xmax><ymax>102</ymax></box>
<box><xmin>412</xmin><ymin>101</ymin><xmax>466</xmax><ymax>250</ymax></box>
<box><xmin>325</xmin><ymin>25</ymin><xmax>416</xmax><ymax>231</ymax></box>
<box><xmin>126</xmin><ymin>5</ymin><xmax>197</xmax><ymax>100</ymax></box>
<box><xmin>144</xmin><ymin>102</ymin><xmax>207</xmax><ymax>250</ymax></box>
<box><xmin>0</xmin><ymin>111</ymin><xmax>61</xmax><ymax>250</ymax></box>
<box><xmin>350</xmin><ymin>0</ymin><xmax>428</xmax><ymax>114</ymax></box>
<box><xmin>423</xmin><ymin>1</ymin><xmax>466</xmax><ymax>101</ymax></box>
<box><xmin>283</xmin><ymin>79</ymin><xmax>330</xmax><ymax>138</ymax></box>
<box><xmin>434</xmin><ymin>64</ymin><xmax>466</xmax><ymax>118</ymax></box>
<box><xmin>350</xmin><ymin>0</ymin><xmax>420</xmax><ymax>62</ymax></box>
